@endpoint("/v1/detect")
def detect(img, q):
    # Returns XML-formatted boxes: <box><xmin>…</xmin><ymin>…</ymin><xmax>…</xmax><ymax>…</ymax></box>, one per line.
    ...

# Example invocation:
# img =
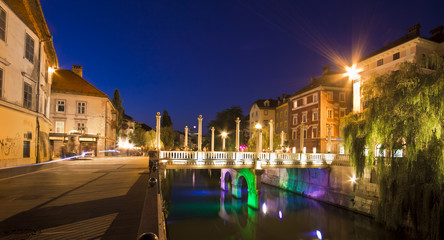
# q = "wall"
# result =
<box><xmin>261</xmin><ymin>166</ymin><xmax>378</xmax><ymax>216</ymax></box>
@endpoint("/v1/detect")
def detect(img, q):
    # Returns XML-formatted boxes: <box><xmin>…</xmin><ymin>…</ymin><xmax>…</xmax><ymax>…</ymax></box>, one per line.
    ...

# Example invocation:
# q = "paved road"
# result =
<box><xmin>0</xmin><ymin>157</ymin><xmax>150</xmax><ymax>240</ymax></box>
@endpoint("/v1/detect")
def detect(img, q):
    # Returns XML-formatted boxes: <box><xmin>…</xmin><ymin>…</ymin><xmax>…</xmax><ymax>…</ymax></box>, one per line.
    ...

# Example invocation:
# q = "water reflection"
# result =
<box><xmin>164</xmin><ymin>170</ymin><xmax>405</xmax><ymax>240</ymax></box>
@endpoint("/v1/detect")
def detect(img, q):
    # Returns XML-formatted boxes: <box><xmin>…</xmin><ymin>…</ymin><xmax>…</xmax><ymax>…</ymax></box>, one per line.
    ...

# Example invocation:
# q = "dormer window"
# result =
<box><xmin>264</xmin><ymin>100</ymin><xmax>270</xmax><ymax>107</ymax></box>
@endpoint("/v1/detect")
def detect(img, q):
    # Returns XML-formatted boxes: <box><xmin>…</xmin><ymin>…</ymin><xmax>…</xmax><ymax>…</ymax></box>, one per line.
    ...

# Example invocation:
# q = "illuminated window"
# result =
<box><xmin>377</xmin><ymin>59</ymin><xmax>383</xmax><ymax>66</ymax></box>
<box><xmin>293</xmin><ymin>101</ymin><xmax>297</xmax><ymax>108</ymax></box>
<box><xmin>55</xmin><ymin>121</ymin><xmax>64</xmax><ymax>133</ymax></box>
<box><xmin>56</xmin><ymin>100</ymin><xmax>65</xmax><ymax>112</ymax></box>
<box><xmin>0</xmin><ymin>7</ymin><xmax>5</xmax><ymax>41</ymax></box>
<box><xmin>25</xmin><ymin>34</ymin><xmax>34</xmax><ymax>63</ymax></box>
<box><xmin>312</xmin><ymin>111</ymin><xmax>318</xmax><ymax>121</ymax></box>
<box><xmin>393</xmin><ymin>52</ymin><xmax>400</xmax><ymax>61</ymax></box>
<box><xmin>327</xmin><ymin>109</ymin><xmax>333</xmax><ymax>119</ymax></box>
<box><xmin>23</xmin><ymin>82</ymin><xmax>32</xmax><ymax>109</ymax></box>
<box><xmin>77</xmin><ymin>102</ymin><xmax>86</xmax><ymax>114</ymax></box>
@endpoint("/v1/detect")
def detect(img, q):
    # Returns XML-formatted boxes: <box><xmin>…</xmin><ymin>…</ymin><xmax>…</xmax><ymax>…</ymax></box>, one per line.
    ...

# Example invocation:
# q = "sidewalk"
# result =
<box><xmin>0</xmin><ymin>157</ymin><xmax>150</xmax><ymax>239</ymax></box>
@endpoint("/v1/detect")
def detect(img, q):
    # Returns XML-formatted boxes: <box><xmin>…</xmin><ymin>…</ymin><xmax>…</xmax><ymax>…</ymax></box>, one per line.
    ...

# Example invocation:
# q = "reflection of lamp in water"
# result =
<box><xmin>316</xmin><ymin>230</ymin><xmax>323</xmax><ymax>239</ymax></box>
<box><xmin>279</xmin><ymin>210</ymin><xmax>282</xmax><ymax>220</ymax></box>
<box><xmin>262</xmin><ymin>202</ymin><xmax>267</xmax><ymax>214</ymax></box>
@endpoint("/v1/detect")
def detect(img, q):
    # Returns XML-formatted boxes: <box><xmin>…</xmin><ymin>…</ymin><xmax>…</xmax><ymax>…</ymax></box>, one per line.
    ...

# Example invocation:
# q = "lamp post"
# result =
<box><xmin>156</xmin><ymin>112</ymin><xmax>161</xmax><ymax>150</ymax></box>
<box><xmin>255</xmin><ymin>123</ymin><xmax>262</xmax><ymax>154</ymax></box>
<box><xmin>269</xmin><ymin>120</ymin><xmax>273</xmax><ymax>152</ymax></box>
<box><xmin>344</xmin><ymin>64</ymin><xmax>363</xmax><ymax>113</ymax></box>
<box><xmin>235</xmin><ymin>117</ymin><xmax>240</xmax><ymax>151</ymax></box>
<box><xmin>211</xmin><ymin>127</ymin><xmax>215</xmax><ymax>152</ymax></box>
<box><xmin>197</xmin><ymin>115</ymin><xmax>203</xmax><ymax>151</ymax></box>
<box><xmin>221</xmin><ymin>131</ymin><xmax>227</xmax><ymax>151</ymax></box>
<box><xmin>184</xmin><ymin>126</ymin><xmax>188</xmax><ymax>149</ymax></box>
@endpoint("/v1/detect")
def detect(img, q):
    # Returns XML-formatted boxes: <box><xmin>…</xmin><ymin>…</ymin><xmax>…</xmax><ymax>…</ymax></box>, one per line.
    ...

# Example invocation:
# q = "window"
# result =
<box><xmin>0</xmin><ymin>7</ymin><xmax>5</xmax><ymax>41</ymax></box>
<box><xmin>292</xmin><ymin>130</ymin><xmax>296</xmax><ymax>140</ymax></box>
<box><xmin>23</xmin><ymin>82</ymin><xmax>32</xmax><ymax>109</ymax></box>
<box><xmin>393</xmin><ymin>52</ymin><xmax>400</xmax><ymax>61</ymax></box>
<box><xmin>23</xmin><ymin>141</ymin><xmax>30</xmax><ymax>158</ymax></box>
<box><xmin>377</xmin><ymin>59</ymin><xmax>383</xmax><ymax>66</ymax></box>
<box><xmin>302</xmin><ymin>112</ymin><xmax>307</xmax><ymax>123</ymax></box>
<box><xmin>293</xmin><ymin>101</ymin><xmax>297</xmax><ymax>108</ymax></box>
<box><xmin>312</xmin><ymin>127</ymin><xmax>318</xmax><ymax>138</ymax></box>
<box><xmin>0</xmin><ymin>68</ymin><xmax>3</xmax><ymax>98</ymax></box>
<box><xmin>327</xmin><ymin>108</ymin><xmax>333</xmax><ymax>119</ymax></box>
<box><xmin>297</xmin><ymin>99</ymin><xmax>304</xmax><ymax>106</ymax></box>
<box><xmin>284</xmin><ymin>110</ymin><xmax>287</xmax><ymax>117</ymax></box>
<box><xmin>264</xmin><ymin>100</ymin><xmax>269</xmax><ymax>106</ymax></box>
<box><xmin>77</xmin><ymin>102</ymin><xmax>86</xmax><ymax>114</ymax></box>
<box><xmin>312</xmin><ymin>111</ymin><xmax>318</xmax><ymax>121</ymax></box>
<box><xmin>293</xmin><ymin>115</ymin><xmax>297</xmax><ymax>125</ymax></box>
<box><xmin>55</xmin><ymin>121</ymin><xmax>64</xmax><ymax>133</ymax></box>
<box><xmin>339</xmin><ymin>92</ymin><xmax>345</xmax><ymax>102</ymax></box>
<box><xmin>264</xmin><ymin>110</ymin><xmax>268</xmax><ymax>116</ymax></box>
<box><xmin>25</xmin><ymin>34</ymin><xmax>34</xmax><ymax>63</ymax></box>
<box><xmin>77</xmin><ymin>122</ymin><xmax>86</xmax><ymax>132</ymax></box>
<box><xmin>56</xmin><ymin>100</ymin><xmax>65</xmax><ymax>112</ymax></box>
<box><xmin>313</xmin><ymin>94</ymin><xmax>318</xmax><ymax>103</ymax></box>
<box><xmin>284</xmin><ymin>121</ymin><xmax>287</xmax><ymax>127</ymax></box>
<box><xmin>303</xmin><ymin>129</ymin><xmax>307</xmax><ymax>139</ymax></box>
<box><xmin>327</xmin><ymin>92</ymin><xmax>333</xmax><ymax>101</ymax></box>
<box><xmin>340</xmin><ymin>109</ymin><xmax>346</xmax><ymax>117</ymax></box>
<box><xmin>306</xmin><ymin>95</ymin><xmax>313</xmax><ymax>104</ymax></box>
<box><xmin>280</xmin><ymin>112</ymin><xmax>282</xmax><ymax>118</ymax></box>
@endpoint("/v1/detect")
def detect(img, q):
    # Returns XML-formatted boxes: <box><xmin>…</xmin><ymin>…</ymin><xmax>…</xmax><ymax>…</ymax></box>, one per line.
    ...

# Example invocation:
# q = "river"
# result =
<box><xmin>162</xmin><ymin>169</ymin><xmax>406</xmax><ymax>240</ymax></box>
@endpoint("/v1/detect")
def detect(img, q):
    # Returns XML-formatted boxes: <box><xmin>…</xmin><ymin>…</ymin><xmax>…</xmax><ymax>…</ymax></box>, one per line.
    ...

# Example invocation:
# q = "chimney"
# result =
<box><xmin>429</xmin><ymin>25</ymin><xmax>444</xmax><ymax>42</ymax></box>
<box><xmin>408</xmin><ymin>24</ymin><xmax>421</xmax><ymax>37</ymax></box>
<box><xmin>322</xmin><ymin>65</ymin><xmax>330</xmax><ymax>75</ymax></box>
<box><xmin>72</xmin><ymin>65</ymin><xmax>83</xmax><ymax>78</ymax></box>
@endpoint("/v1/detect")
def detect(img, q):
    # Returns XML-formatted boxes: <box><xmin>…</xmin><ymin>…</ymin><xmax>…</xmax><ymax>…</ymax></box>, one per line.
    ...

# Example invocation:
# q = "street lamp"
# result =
<box><xmin>255</xmin><ymin>123</ymin><xmax>262</xmax><ymax>153</ymax></box>
<box><xmin>221</xmin><ymin>131</ymin><xmax>227</xmax><ymax>151</ymax></box>
<box><xmin>344</xmin><ymin>64</ymin><xmax>362</xmax><ymax>81</ymax></box>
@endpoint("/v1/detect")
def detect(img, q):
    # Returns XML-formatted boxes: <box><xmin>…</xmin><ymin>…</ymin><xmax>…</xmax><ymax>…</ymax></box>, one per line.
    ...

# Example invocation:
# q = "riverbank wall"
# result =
<box><xmin>261</xmin><ymin>163</ymin><xmax>379</xmax><ymax>216</ymax></box>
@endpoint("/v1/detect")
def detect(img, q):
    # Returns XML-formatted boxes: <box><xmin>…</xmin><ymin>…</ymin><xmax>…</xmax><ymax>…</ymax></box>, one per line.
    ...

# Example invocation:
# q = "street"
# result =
<box><xmin>0</xmin><ymin>157</ymin><xmax>150</xmax><ymax>240</ymax></box>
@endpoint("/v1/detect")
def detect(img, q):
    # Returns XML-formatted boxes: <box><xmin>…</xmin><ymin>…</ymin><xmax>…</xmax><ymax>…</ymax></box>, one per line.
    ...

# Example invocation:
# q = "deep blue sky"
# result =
<box><xmin>40</xmin><ymin>0</ymin><xmax>441</xmax><ymax>131</ymax></box>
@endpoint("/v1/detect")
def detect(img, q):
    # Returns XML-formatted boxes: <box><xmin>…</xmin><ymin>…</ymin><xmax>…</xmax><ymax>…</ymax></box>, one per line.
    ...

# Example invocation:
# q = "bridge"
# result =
<box><xmin>159</xmin><ymin>151</ymin><xmax>349</xmax><ymax>169</ymax></box>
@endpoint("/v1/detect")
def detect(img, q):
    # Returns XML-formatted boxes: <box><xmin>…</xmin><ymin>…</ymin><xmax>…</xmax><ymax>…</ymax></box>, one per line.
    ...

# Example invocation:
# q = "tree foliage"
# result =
<box><xmin>112</xmin><ymin>88</ymin><xmax>125</xmax><ymax>138</ymax></box>
<box><xmin>159</xmin><ymin>110</ymin><xmax>175</xmax><ymax>150</ymax></box>
<box><xmin>342</xmin><ymin>54</ymin><xmax>444</xmax><ymax>239</ymax></box>
<box><xmin>247</xmin><ymin>124</ymin><xmax>280</xmax><ymax>151</ymax></box>
<box><xmin>207</xmin><ymin>106</ymin><xmax>246</xmax><ymax>151</ymax></box>
<box><xmin>129</xmin><ymin>123</ymin><xmax>146</xmax><ymax>147</ymax></box>
<box><xmin>161</xmin><ymin>110</ymin><xmax>172</xmax><ymax>128</ymax></box>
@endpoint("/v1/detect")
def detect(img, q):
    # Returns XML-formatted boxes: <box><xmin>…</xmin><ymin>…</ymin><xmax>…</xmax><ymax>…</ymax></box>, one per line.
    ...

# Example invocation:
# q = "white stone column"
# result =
<box><xmin>269</xmin><ymin>120</ymin><xmax>273</xmax><ymax>152</ymax></box>
<box><xmin>280</xmin><ymin>131</ymin><xmax>285</xmax><ymax>147</ymax></box>
<box><xmin>300</xmin><ymin>123</ymin><xmax>304</xmax><ymax>153</ymax></box>
<box><xmin>211</xmin><ymin>127</ymin><xmax>215</xmax><ymax>152</ymax></box>
<box><xmin>235</xmin><ymin>117</ymin><xmax>240</xmax><ymax>151</ymax></box>
<box><xmin>184</xmin><ymin>126</ymin><xmax>188</xmax><ymax>149</ymax></box>
<box><xmin>327</xmin><ymin>124</ymin><xmax>332</xmax><ymax>153</ymax></box>
<box><xmin>257</xmin><ymin>130</ymin><xmax>262</xmax><ymax>153</ymax></box>
<box><xmin>222</xmin><ymin>135</ymin><xmax>226</xmax><ymax>151</ymax></box>
<box><xmin>197</xmin><ymin>115</ymin><xmax>203</xmax><ymax>151</ymax></box>
<box><xmin>156</xmin><ymin>112</ymin><xmax>161</xmax><ymax>150</ymax></box>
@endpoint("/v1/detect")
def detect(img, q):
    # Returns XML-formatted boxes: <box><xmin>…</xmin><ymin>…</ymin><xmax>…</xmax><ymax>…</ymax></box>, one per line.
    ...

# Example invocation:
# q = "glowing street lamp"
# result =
<box><xmin>344</xmin><ymin>64</ymin><xmax>362</xmax><ymax>81</ymax></box>
<box><xmin>255</xmin><ymin>123</ymin><xmax>262</xmax><ymax>154</ymax></box>
<box><xmin>221</xmin><ymin>131</ymin><xmax>227</xmax><ymax>151</ymax></box>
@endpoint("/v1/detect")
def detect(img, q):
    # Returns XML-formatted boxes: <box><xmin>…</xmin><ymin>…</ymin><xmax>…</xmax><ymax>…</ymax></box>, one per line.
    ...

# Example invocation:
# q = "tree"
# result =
<box><xmin>207</xmin><ymin>106</ymin><xmax>245</xmax><ymax>151</ymax></box>
<box><xmin>247</xmin><ymin>124</ymin><xmax>280</xmax><ymax>151</ymax></box>
<box><xmin>129</xmin><ymin>123</ymin><xmax>146</xmax><ymax>147</ymax></box>
<box><xmin>112</xmin><ymin>89</ymin><xmax>124</xmax><ymax>138</ymax></box>
<box><xmin>342</xmin><ymin>54</ymin><xmax>444</xmax><ymax>239</ymax></box>
<box><xmin>145</xmin><ymin>129</ymin><xmax>163</xmax><ymax>150</ymax></box>
<box><xmin>160</xmin><ymin>110</ymin><xmax>174</xmax><ymax>149</ymax></box>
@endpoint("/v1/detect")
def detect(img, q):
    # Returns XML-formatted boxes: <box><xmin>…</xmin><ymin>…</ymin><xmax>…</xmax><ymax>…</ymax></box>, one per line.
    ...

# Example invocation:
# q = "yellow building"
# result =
<box><xmin>354</xmin><ymin>24</ymin><xmax>444</xmax><ymax>112</ymax></box>
<box><xmin>49</xmin><ymin>66</ymin><xmax>118</xmax><ymax>157</ymax></box>
<box><xmin>0</xmin><ymin>0</ymin><xmax>58</xmax><ymax>167</ymax></box>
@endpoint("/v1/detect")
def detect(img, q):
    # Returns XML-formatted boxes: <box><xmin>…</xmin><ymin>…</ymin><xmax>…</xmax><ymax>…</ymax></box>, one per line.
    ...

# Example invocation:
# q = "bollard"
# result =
<box><xmin>149</xmin><ymin>177</ymin><xmax>157</xmax><ymax>187</ymax></box>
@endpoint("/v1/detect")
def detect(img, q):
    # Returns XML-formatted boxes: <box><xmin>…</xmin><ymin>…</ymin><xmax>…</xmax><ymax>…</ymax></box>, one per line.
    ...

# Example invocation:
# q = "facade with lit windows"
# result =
<box><xmin>354</xmin><ymin>24</ymin><xmax>444</xmax><ymax>112</ymax></box>
<box><xmin>275</xmin><ymin>94</ymin><xmax>290</xmax><ymax>148</ymax></box>
<box><xmin>0</xmin><ymin>0</ymin><xmax>58</xmax><ymax>167</ymax></box>
<box><xmin>49</xmin><ymin>66</ymin><xmax>117</xmax><ymax>158</ymax></box>
<box><xmin>248</xmin><ymin>99</ymin><xmax>278</xmax><ymax>137</ymax></box>
<box><xmin>288</xmin><ymin>65</ymin><xmax>352</xmax><ymax>153</ymax></box>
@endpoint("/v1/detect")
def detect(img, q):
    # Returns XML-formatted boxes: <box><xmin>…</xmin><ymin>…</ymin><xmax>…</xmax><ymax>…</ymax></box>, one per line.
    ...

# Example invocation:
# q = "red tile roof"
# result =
<box><xmin>51</xmin><ymin>69</ymin><xmax>109</xmax><ymax>98</ymax></box>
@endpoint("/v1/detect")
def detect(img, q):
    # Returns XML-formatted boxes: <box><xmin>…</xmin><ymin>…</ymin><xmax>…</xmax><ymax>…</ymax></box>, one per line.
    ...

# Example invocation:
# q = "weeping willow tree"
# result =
<box><xmin>342</xmin><ymin>54</ymin><xmax>444</xmax><ymax>239</ymax></box>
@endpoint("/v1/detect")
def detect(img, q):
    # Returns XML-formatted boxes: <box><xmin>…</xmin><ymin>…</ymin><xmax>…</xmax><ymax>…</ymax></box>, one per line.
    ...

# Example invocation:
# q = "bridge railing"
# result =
<box><xmin>159</xmin><ymin>151</ymin><xmax>349</xmax><ymax>167</ymax></box>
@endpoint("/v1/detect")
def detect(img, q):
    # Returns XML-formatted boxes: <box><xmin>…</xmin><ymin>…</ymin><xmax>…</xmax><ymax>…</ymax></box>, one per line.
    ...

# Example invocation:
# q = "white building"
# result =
<box><xmin>249</xmin><ymin>99</ymin><xmax>278</xmax><ymax>136</ymax></box>
<box><xmin>0</xmin><ymin>0</ymin><xmax>58</xmax><ymax>167</ymax></box>
<box><xmin>49</xmin><ymin>66</ymin><xmax>117</xmax><ymax>157</ymax></box>
<box><xmin>354</xmin><ymin>24</ymin><xmax>444</xmax><ymax>112</ymax></box>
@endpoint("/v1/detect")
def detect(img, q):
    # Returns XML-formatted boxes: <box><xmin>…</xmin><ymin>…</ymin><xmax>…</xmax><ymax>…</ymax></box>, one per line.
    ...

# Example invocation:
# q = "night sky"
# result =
<box><xmin>40</xmin><ymin>0</ymin><xmax>441</xmax><ymax>131</ymax></box>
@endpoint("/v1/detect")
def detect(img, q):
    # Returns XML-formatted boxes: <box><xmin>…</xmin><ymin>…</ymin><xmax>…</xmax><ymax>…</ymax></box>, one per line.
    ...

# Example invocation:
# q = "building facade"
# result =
<box><xmin>249</xmin><ymin>99</ymin><xmax>278</xmax><ymax>136</ymax></box>
<box><xmin>49</xmin><ymin>66</ymin><xmax>117</xmax><ymax>157</ymax></box>
<box><xmin>275</xmin><ymin>95</ymin><xmax>290</xmax><ymax>148</ymax></box>
<box><xmin>289</xmin><ymin>66</ymin><xmax>352</xmax><ymax>153</ymax></box>
<box><xmin>354</xmin><ymin>24</ymin><xmax>444</xmax><ymax>113</ymax></box>
<box><xmin>0</xmin><ymin>0</ymin><xmax>58</xmax><ymax>167</ymax></box>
